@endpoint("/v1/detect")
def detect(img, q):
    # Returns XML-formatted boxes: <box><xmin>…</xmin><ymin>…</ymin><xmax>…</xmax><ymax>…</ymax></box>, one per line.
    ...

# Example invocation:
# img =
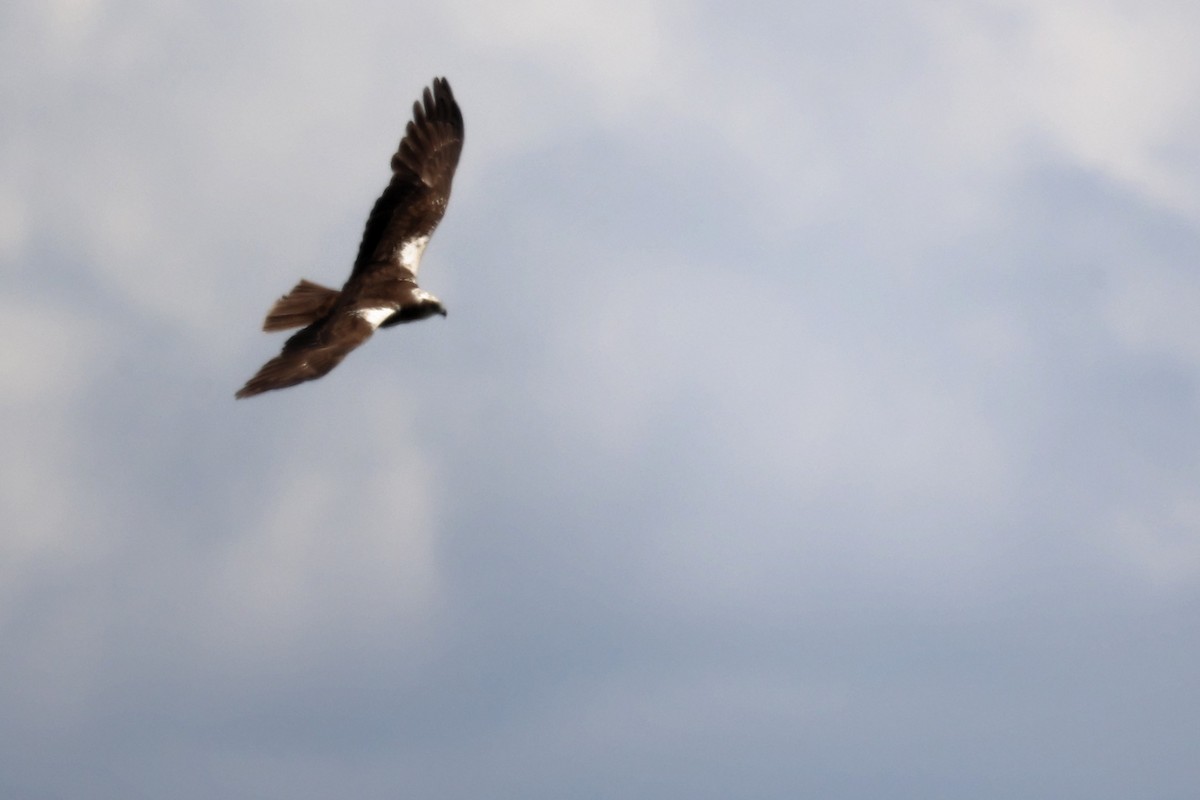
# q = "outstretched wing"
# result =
<box><xmin>350</xmin><ymin>77</ymin><xmax>464</xmax><ymax>279</ymax></box>
<box><xmin>235</xmin><ymin>314</ymin><xmax>375</xmax><ymax>399</ymax></box>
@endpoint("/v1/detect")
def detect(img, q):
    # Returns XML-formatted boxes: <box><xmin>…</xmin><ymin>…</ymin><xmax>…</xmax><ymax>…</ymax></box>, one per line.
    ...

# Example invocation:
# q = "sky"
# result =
<box><xmin>2</xmin><ymin>0</ymin><xmax>1199</xmax><ymax>797</ymax></box>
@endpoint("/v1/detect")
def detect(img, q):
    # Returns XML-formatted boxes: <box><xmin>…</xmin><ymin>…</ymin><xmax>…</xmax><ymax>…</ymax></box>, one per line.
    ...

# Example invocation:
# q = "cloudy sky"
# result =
<box><xmin>3</xmin><ymin>0</ymin><xmax>1199</xmax><ymax>797</ymax></box>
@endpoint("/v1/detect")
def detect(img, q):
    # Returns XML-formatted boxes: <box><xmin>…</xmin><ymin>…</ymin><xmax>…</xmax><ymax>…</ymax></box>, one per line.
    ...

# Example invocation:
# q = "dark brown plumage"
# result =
<box><xmin>236</xmin><ymin>77</ymin><xmax>464</xmax><ymax>399</ymax></box>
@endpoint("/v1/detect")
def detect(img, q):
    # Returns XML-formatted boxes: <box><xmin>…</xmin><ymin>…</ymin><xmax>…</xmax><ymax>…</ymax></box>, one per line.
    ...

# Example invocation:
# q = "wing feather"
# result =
<box><xmin>236</xmin><ymin>314</ymin><xmax>374</xmax><ymax>398</ymax></box>
<box><xmin>351</xmin><ymin>77</ymin><xmax>464</xmax><ymax>276</ymax></box>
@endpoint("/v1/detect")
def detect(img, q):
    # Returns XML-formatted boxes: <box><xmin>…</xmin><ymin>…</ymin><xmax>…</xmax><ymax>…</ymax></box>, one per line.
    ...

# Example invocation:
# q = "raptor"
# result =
<box><xmin>236</xmin><ymin>77</ymin><xmax>464</xmax><ymax>399</ymax></box>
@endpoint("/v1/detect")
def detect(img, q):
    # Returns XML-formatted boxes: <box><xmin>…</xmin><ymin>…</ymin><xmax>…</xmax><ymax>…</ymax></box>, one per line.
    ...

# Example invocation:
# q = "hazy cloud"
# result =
<box><xmin>3</xmin><ymin>1</ymin><xmax>1198</xmax><ymax>798</ymax></box>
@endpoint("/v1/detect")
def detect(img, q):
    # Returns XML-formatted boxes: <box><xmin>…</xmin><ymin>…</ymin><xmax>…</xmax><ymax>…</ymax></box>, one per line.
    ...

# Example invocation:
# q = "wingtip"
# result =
<box><xmin>428</xmin><ymin>76</ymin><xmax>456</xmax><ymax>109</ymax></box>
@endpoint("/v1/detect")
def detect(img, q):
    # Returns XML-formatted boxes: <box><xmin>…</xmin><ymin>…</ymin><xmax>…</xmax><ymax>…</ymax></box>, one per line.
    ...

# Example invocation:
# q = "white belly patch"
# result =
<box><xmin>397</xmin><ymin>235</ymin><xmax>430</xmax><ymax>273</ymax></box>
<box><xmin>354</xmin><ymin>306</ymin><xmax>395</xmax><ymax>329</ymax></box>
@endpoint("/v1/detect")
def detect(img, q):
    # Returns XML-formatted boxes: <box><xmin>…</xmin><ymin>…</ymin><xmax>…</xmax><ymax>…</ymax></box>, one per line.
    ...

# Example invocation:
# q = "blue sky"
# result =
<box><xmin>3</xmin><ymin>1</ymin><xmax>1199</xmax><ymax>797</ymax></box>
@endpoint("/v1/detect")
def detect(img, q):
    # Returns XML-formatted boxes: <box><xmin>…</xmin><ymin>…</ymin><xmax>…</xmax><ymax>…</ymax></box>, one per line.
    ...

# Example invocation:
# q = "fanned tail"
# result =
<box><xmin>262</xmin><ymin>279</ymin><xmax>341</xmax><ymax>331</ymax></box>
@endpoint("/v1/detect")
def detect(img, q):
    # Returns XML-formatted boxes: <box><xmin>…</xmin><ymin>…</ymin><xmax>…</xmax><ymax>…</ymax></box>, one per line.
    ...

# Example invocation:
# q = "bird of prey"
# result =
<box><xmin>236</xmin><ymin>77</ymin><xmax>464</xmax><ymax>399</ymax></box>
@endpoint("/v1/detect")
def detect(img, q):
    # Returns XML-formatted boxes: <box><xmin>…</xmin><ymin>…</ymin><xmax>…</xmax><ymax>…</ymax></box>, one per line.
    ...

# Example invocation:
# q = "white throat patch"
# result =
<box><xmin>354</xmin><ymin>306</ymin><xmax>395</xmax><ymax>329</ymax></box>
<box><xmin>398</xmin><ymin>235</ymin><xmax>430</xmax><ymax>273</ymax></box>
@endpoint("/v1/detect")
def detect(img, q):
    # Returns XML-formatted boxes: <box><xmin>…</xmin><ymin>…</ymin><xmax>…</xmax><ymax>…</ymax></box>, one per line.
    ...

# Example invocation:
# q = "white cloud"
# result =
<box><xmin>1104</xmin><ymin>261</ymin><xmax>1200</xmax><ymax>366</ymax></box>
<box><xmin>0</xmin><ymin>301</ymin><xmax>112</xmax><ymax>617</ymax></box>
<box><xmin>1109</xmin><ymin>489</ymin><xmax>1200</xmax><ymax>588</ymax></box>
<box><xmin>0</xmin><ymin>186</ymin><xmax>28</xmax><ymax>265</ymax></box>
<box><xmin>199</xmin><ymin>431</ymin><xmax>441</xmax><ymax>669</ymax></box>
<box><xmin>445</xmin><ymin>0</ymin><xmax>693</xmax><ymax>112</ymax></box>
<box><xmin>919</xmin><ymin>0</ymin><xmax>1200</xmax><ymax>218</ymax></box>
<box><xmin>0</xmin><ymin>582</ymin><xmax>111</xmax><ymax>732</ymax></box>
<box><xmin>3</xmin><ymin>1</ymin><xmax>1199</xmax><ymax>796</ymax></box>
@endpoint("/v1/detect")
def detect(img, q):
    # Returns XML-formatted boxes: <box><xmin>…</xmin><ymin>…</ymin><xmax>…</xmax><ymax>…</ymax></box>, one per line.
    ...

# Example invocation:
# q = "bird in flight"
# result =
<box><xmin>236</xmin><ymin>77</ymin><xmax>464</xmax><ymax>399</ymax></box>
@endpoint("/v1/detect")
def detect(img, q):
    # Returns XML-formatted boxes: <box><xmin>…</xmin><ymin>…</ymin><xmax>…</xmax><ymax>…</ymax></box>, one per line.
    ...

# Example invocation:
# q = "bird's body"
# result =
<box><xmin>236</xmin><ymin>77</ymin><xmax>464</xmax><ymax>399</ymax></box>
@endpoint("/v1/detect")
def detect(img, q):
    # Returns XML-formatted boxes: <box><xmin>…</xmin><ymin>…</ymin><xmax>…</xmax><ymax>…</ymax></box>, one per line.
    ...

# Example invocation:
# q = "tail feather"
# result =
<box><xmin>263</xmin><ymin>279</ymin><xmax>341</xmax><ymax>331</ymax></box>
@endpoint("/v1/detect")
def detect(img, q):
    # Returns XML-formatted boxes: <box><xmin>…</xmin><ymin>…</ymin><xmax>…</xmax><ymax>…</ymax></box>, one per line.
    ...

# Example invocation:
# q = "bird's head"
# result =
<box><xmin>380</xmin><ymin>292</ymin><xmax>447</xmax><ymax>327</ymax></box>
<box><xmin>415</xmin><ymin>290</ymin><xmax>447</xmax><ymax>319</ymax></box>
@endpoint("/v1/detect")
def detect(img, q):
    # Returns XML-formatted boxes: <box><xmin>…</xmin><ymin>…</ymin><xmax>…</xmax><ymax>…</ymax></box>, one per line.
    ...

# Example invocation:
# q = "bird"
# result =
<box><xmin>236</xmin><ymin>77</ymin><xmax>464</xmax><ymax>399</ymax></box>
